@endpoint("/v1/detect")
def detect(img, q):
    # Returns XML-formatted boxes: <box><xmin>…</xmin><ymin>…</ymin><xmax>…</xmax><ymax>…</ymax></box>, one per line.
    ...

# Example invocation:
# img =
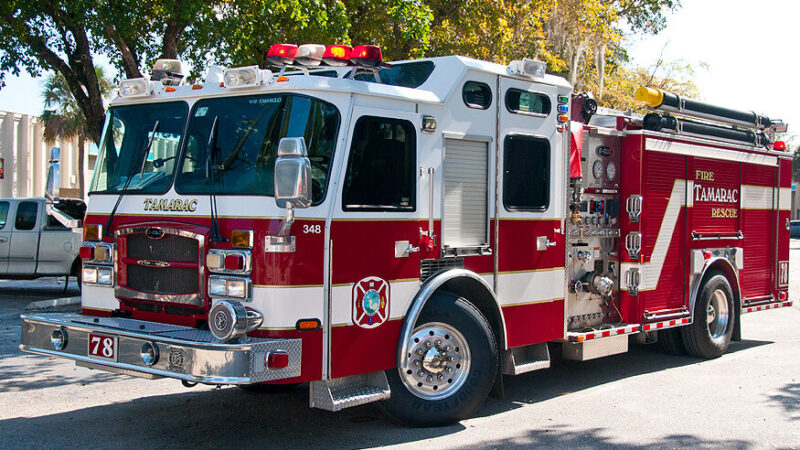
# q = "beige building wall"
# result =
<box><xmin>0</xmin><ymin>110</ymin><xmax>92</xmax><ymax>201</ymax></box>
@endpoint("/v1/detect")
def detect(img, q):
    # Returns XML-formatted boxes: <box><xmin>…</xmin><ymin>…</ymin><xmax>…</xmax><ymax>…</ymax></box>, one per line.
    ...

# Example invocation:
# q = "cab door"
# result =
<box><xmin>8</xmin><ymin>200</ymin><xmax>41</xmax><ymax>274</ymax></box>
<box><xmin>328</xmin><ymin>107</ymin><xmax>432</xmax><ymax>379</ymax></box>
<box><xmin>496</xmin><ymin>76</ymin><xmax>568</xmax><ymax>346</ymax></box>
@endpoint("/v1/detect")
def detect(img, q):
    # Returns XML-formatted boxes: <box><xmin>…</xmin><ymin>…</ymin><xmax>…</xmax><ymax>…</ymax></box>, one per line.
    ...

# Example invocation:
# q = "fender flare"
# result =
<box><xmin>397</xmin><ymin>269</ymin><xmax>507</xmax><ymax>369</ymax></box>
<box><xmin>689</xmin><ymin>257</ymin><xmax>742</xmax><ymax>339</ymax></box>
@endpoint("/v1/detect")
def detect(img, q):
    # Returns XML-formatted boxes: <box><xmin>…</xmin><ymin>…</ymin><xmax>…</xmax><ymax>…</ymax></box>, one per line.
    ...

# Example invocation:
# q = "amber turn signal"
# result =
<box><xmin>231</xmin><ymin>230</ymin><xmax>254</xmax><ymax>248</ymax></box>
<box><xmin>296</xmin><ymin>318</ymin><xmax>321</xmax><ymax>331</ymax></box>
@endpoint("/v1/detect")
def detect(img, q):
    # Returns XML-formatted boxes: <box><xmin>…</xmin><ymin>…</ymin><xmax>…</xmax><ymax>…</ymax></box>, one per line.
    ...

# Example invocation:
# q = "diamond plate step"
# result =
<box><xmin>309</xmin><ymin>371</ymin><xmax>391</xmax><ymax>412</ymax></box>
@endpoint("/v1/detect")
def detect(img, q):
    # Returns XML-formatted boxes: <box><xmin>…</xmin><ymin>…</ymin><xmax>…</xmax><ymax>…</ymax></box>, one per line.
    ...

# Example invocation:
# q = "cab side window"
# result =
<box><xmin>503</xmin><ymin>135</ymin><xmax>550</xmax><ymax>211</ymax></box>
<box><xmin>342</xmin><ymin>116</ymin><xmax>416</xmax><ymax>211</ymax></box>
<box><xmin>15</xmin><ymin>201</ymin><xmax>38</xmax><ymax>231</ymax></box>
<box><xmin>0</xmin><ymin>201</ymin><xmax>8</xmax><ymax>230</ymax></box>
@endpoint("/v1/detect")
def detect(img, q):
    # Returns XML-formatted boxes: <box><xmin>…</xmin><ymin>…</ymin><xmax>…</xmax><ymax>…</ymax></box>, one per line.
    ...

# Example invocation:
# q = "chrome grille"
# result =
<box><xmin>420</xmin><ymin>257</ymin><xmax>464</xmax><ymax>282</ymax></box>
<box><xmin>127</xmin><ymin>265</ymin><xmax>198</xmax><ymax>295</ymax></box>
<box><xmin>126</xmin><ymin>233</ymin><xmax>198</xmax><ymax>262</ymax></box>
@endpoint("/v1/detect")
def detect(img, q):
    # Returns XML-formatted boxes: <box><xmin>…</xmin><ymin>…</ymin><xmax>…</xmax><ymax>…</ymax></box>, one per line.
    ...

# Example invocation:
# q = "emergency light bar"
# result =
<box><xmin>266</xmin><ymin>43</ymin><xmax>385</xmax><ymax>68</ymax></box>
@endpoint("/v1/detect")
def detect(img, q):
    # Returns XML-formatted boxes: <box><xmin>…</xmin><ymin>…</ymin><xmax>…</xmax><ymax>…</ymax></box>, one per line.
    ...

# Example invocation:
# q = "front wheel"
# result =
<box><xmin>381</xmin><ymin>292</ymin><xmax>497</xmax><ymax>427</ymax></box>
<box><xmin>681</xmin><ymin>272</ymin><xmax>735</xmax><ymax>359</ymax></box>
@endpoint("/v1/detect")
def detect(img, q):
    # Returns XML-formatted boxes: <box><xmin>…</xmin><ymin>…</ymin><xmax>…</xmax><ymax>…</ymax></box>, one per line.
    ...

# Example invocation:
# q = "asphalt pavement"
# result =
<box><xmin>0</xmin><ymin>263</ymin><xmax>798</xmax><ymax>448</ymax></box>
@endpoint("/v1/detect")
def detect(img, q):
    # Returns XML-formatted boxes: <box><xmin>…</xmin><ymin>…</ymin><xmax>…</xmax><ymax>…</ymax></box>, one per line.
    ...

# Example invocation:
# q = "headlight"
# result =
<box><xmin>209</xmin><ymin>277</ymin><xmax>227</xmax><ymax>296</ymax></box>
<box><xmin>97</xmin><ymin>267</ymin><xmax>113</xmax><ymax>286</ymax></box>
<box><xmin>82</xmin><ymin>267</ymin><xmax>98</xmax><ymax>284</ymax></box>
<box><xmin>227</xmin><ymin>279</ymin><xmax>247</xmax><ymax>298</ymax></box>
<box><xmin>119</xmin><ymin>78</ymin><xmax>150</xmax><ymax>97</ymax></box>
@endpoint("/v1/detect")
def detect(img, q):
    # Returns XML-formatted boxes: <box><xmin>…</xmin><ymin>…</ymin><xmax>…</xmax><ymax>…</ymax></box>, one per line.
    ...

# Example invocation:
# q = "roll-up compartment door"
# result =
<box><xmin>442</xmin><ymin>138</ymin><xmax>489</xmax><ymax>251</ymax></box>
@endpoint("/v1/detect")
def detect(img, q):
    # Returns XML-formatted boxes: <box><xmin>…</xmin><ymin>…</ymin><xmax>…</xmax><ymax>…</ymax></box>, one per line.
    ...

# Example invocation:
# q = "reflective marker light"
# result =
<box><xmin>323</xmin><ymin>45</ymin><xmax>353</xmax><ymax>66</ymax></box>
<box><xmin>558</xmin><ymin>104</ymin><xmax>569</xmax><ymax>113</ymax></box>
<box><xmin>296</xmin><ymin>318</ymin><xmax>321</xmax><ymax>331</ymax></box>
<box><xmin>82</xmin><ymin>267</ymin><xmax>98</xmax><ymax>284</ymax></box>
<box><xmin>557</xmin><ymin>115</ymin><xmax>569</xmax><ymax>123</ymax></box>
<box><xmin>119</xmin><ymin>78</ymin><xmax>150</xmax><ymax>97</ymax></box>
<box><xmin>267</xmin><ymin>44</ymin><xmax>298</xmax><ymax>66</ymax></box>
<box><xmin>295</xmin><ymin>44</ymin><xmax>326</xmax><ymax>66</ymax></box>
<box><xmin>140</xmin><ymin>342</ymin><xmax>159</xmax><ymax>366</ymax></box>
<box><xmin>558</xmin><ymin>95</ymin><xmax>570</xmax><ymax>104</ymax></box>
<box><xmin>51</xmin><ymin>327</ymin><xmax>67</xmax><ymax>351</ymax></box>
<box><xmin>231</xmin><ymin>230</ymin><xmax>254</xmax><ymax>249</ymax></box>
<box><xmin>267</xmin><ymin>351</ymin><xmax>289</xmax><ymax>369</ymax></box>
<box><xmin>94</xmin><ymin>245</ymin><xmax>112</xmax><ymax>263</ymax></box>
<box><xmin>351</xmin><ymin>45</ymin><xmax>383</xmax><ymax>67</ymax></box>
<box><xmin>83</xmin><ymin>224</ymin><xmax>102</xmax><ymax>242</ymax></box>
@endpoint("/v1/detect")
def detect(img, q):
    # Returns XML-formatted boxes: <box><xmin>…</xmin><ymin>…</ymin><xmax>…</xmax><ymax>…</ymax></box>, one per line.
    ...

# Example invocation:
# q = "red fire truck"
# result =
<box><xmin>20</xmin><ymin>44</ymin><xmax>792</xmax><ymax>427</ymax></box>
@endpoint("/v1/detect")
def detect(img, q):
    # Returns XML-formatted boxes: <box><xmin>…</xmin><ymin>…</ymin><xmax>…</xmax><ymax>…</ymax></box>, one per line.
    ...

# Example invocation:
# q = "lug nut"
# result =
<box><xmin>443</xmin><ymin>345</ymin><xmax>452</xmax><ymax>352</ymax></box>
<box><xmin>445</xmin><ymin>366</ymin><xmax>454</xmax><ymax>374</ymax></box>
<box><xmin>417</xmin><ymin>370</ymin><xmax>424</xmax><ymax>377</ymax></box>
<box><xmin>413</xmin><ymin>359</ymin><xmax>421</xmax><ymax>366</ymax></box>
<box><xmin>434</xmin><ymin>339</ymin><xmax>442</xmax><ymax>347</ymax></box>
<box><xmin>446</xmin><ymin>355</ymin><xmax>455</xmax><ymax>362</ymax></box>
<box><xmin>424</xmin><ymin>341</ymin><xmax>432</xmax><ymax>348</ymax></box>
<box><xmin>415</xmin><ymin>348</ymin><xmax>424</xmax><ymax>355</ymax></box>
<box><xmin>437</xmin><ymin>374</ymin><xmax>444</xmax><ymax>382</ymax></box>
<box><xmin>426</xmin><ymin>375</ymin><xmax>434</xmax><ymax>383</ymax></box>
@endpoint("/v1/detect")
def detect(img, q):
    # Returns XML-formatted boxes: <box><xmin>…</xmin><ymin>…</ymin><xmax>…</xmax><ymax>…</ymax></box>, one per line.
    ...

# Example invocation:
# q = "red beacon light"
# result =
<box><xmin>323</xmin><ymin>45</ymin><xmax>352</xmax><ymax>66</ymax></box>
<box><xmin>351</xmin><ymin>45</ymin><xmax>383</xmax><ymax>67</ymax></box>
<box><xmin>267</xmin><ymin>44</ymin><xmax>298</xmax><ymax>66</ymax></box>
<box><xmin>773</xmin><ymin>140</ymin><xmax>787</xmax><ymax>151</ymax></box>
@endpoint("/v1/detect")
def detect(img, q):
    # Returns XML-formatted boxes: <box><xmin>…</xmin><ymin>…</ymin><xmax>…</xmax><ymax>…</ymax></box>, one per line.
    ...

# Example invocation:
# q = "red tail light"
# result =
<box><xmin>351</xmin><ymin>45</ymin><xmax>383</xmax><ymax>67</ymax></box>
<box><xmin>779</xmin><ymin>291</ymin><xmax>788</xmax><ymax>301</ymax></box>
<box><xmin>323</xmin><ymin>45</ymin><xmax>352</xmax><ymax>66</ymax></box>
<box><xmin>79</xmin><ymin>246</ymin><xmax>95</xmax><ymax>260</ymax></box>
<box><xmin>267</xmin><ymin>44</ymin><xmax>298</xmax><ymax>66</ymax></box>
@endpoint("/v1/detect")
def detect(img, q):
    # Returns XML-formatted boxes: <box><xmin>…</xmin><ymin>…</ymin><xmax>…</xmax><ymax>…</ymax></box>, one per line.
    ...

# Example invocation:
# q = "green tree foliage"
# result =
<box><xmin>40</xmin><ymin>67</ymin><xmax>113</xmax><ymax>198</ymax></box>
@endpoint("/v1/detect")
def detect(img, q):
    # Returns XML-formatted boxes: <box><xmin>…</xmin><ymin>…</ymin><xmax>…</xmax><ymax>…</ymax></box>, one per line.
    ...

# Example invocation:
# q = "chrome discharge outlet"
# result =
<box><xmin>209</xmin><ymin>300</ymin><xmax>263</xmax><ymax>342</ymax></box>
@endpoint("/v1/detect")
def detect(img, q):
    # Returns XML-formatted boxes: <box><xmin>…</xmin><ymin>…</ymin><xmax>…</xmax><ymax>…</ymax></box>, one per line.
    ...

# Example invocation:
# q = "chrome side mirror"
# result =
<box><xmin>45</xmin><ymin>147</ymin><xmax>61</xmax><ymax>201</ymax></box>
<box><xmin>274</xmin><ymin>137</ymin><xmax>312</xmax><ymax>209</ymax></box>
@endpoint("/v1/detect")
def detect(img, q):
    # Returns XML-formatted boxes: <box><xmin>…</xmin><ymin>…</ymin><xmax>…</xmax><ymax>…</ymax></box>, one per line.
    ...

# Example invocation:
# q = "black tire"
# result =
<box><xmin>237</xmin><ymin>382</ymin><xmax>300</xmax><ymax>393</ymax></box>
<box><xmin>681</xmin><ymin>272</ymin><xmax>735</xmax><ymax>359</ymax></box>
<box><xmin>381</xmin><ymin>292</ymin><xmax>497</xmax><ymax>427</ymax></box>
<box><xmin>658</xmin><ymin>328</ymin><xmax>686</xmax><ymax>355</ymax></box>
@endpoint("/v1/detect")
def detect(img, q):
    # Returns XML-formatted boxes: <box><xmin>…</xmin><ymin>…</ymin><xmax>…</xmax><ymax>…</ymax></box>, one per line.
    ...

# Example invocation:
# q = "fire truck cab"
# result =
<box><xmin>20</xmin><ymin>45</ymin><xmax>792</xmax><ymax>426</ymax></box>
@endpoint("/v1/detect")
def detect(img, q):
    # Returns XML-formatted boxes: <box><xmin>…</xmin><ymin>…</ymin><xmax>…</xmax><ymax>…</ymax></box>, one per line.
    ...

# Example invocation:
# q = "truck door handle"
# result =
<box><xmin>536</xmin><ymin>236</ymin><xmax>557</xmax><ymax>251</ymax></box>
<box><xmin>0</xmin><ymin>237</ymin><xmax>8</xmax><ymax>243</ymax></box>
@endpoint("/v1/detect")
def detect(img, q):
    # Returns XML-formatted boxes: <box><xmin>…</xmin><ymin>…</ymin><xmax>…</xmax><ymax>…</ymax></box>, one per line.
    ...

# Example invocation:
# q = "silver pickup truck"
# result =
<box><xmin>0</xmin><ymin>196</ymin><xmax>85</xmax><ymax>288</ymax></box>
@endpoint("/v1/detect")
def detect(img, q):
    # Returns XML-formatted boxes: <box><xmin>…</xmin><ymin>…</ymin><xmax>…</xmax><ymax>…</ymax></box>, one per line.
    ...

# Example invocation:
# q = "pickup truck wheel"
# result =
<box><xmin>681</xmin><ymin>272</ymin><xmax>734</xmax><ymax>359</ymax></box>
<box><xmin>381</xmin><ymin>292</ymin><xmax>497</xmax><ymax>427</ymax></box>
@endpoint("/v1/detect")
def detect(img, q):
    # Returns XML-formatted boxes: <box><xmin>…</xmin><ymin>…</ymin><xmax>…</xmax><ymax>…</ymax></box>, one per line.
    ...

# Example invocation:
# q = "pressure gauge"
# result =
<box><xmin>592</xmin><ymin>160</ymin><xmax>603</xmax><ymax>179</ymax></box>
<box><xmin>606</xmin><ymin>161</ymin><xmax>617</xmax><ymax>181</ymax></box>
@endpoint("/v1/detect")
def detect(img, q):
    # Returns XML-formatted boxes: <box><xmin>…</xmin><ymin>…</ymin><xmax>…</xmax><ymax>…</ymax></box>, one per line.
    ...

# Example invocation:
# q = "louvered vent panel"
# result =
<box><xmin>443</xmin><ymin>139</ymin><xmax>489</xmax><ymax>248</ymax></box>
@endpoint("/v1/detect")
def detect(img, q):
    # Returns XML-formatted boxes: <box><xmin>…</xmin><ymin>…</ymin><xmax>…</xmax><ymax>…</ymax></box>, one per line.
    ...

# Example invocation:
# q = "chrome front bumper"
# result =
<box><xmin>20</xmin><ymin>313</ymin><xmax>301</xmax><ymax>384</ymax></box>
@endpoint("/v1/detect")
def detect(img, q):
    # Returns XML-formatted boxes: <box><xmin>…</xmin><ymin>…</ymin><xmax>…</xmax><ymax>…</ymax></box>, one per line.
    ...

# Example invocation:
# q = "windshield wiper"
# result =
<box><xmin>104</xmin><ymin>120</ymin><xmax>160</xmax><ymax>237</ymax></box>
<box><xmin>205</xmin><ymin>116</ymin><xmax>227</xmax><ymax>243</ymax></box>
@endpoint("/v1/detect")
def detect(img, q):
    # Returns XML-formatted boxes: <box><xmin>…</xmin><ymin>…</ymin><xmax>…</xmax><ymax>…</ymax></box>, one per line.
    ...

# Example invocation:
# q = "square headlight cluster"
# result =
<box><xmin>208</xmin><ymin>275</ymin><xmax>251</xmax><ymax>299</ymax></box>
<box><xmin>83</xmin><ymin>265</ymin><xmax>113</xmax><ymax>286</ymax></box>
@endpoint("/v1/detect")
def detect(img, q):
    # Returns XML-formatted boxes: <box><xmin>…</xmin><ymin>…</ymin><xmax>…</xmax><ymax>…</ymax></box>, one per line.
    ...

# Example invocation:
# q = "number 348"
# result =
<box><xmin>303</xmin><ymin>224</ymin><xmax>322</xmax><ymax>234</ymax></box>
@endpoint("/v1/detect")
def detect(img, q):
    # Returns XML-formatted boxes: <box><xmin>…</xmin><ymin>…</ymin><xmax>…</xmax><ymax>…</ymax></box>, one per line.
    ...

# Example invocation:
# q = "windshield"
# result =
<box><xmin>90</xmin><ymin>102</ymin><xmax>188</xmax><ymax>194</ymax></box>
<box><xmin>175</xmin><ymin>94</ymin><xmax>340</xmax><ymax>202</ymax></box>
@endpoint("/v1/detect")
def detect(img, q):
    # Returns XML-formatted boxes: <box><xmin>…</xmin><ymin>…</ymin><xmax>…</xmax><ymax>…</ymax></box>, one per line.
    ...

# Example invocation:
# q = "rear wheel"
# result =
<box><xmin>381</xmin><ymin>292</ymin><xmax>497</xmax><ymax>427</ymax></box>
<box><xmin>658</xmin><ymin>328</ymin><xmax>686</xmax><ymax>355</ymax></box>
<box><xmin>682</xmin><ymin>272</ymin><xmax>735</xmax><ymax>359</ymax></box>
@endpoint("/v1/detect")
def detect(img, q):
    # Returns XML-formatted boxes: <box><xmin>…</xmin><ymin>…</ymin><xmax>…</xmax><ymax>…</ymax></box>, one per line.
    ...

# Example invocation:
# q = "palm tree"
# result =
<box><xmin>40</xmin><ymin>66</ymin><xmax>113</xmax><ymax>199</ymax></box>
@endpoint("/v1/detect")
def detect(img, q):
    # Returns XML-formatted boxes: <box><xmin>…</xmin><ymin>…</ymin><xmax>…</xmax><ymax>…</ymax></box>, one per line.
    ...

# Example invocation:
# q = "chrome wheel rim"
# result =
<box><xmin>707</xmin><ymin>289</ymin><xmax>730</xmax><ymax>342</ymax></box>
<box><xmin>399</xmin><ymin>322</ymin><xmax>471</xmax><ymax>400</ymax></box>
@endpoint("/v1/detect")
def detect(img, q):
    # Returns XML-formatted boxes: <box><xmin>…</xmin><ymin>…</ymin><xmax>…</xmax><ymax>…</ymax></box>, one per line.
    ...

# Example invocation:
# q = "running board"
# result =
<box><xmin>309</xmin><ymin>371</ymin><xmax>390</xmax><ymax>412</ymax></box>
<box><xmin>502</xmin><ymin>343</ymin><xmax>550</xmax><ymax>375</ymax></box>
<box><xmin>566</xmin><ymin>317</ymin><xmax>692</xmax><ymax>343</ymax></box>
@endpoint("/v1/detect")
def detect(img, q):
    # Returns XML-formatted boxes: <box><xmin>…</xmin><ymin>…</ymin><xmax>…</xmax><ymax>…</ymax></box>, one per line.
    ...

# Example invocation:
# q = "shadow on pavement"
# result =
<box><xmin>768</xmin><ymin>383</ymin><xmax>800</xmax><ymax>421</ymax></box>
<box><xmin>0</xmin><ymin>338</ymin><xmax>772</xmax><ymax>448</ymax></box>
<box><xmin>0</xmin><ymin>383</ymin><xmax>754</xmax><ymax>449</ymax></box>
